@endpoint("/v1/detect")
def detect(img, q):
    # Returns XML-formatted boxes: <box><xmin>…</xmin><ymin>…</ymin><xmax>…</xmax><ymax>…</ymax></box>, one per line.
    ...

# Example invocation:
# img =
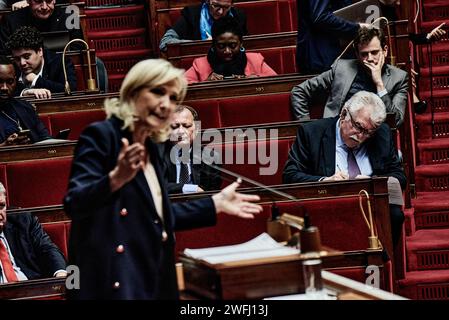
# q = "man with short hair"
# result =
<box><xmin>0</xmin><ymin>181</ymin><xmax>67</xmax><ymax>283</ymax></box>
<box><xmin>0</xmin><ymin>55</ymin><xmax>50</xmax><ymax>146</ymax></box>
<box><xmin>0</xmin><ymin>0</ymin><xmax>85</xmax><ymax>54</ymax></box>
<box><xmin>159</xmin><ymin>0</ymin><xmax>247</xmax><ymax>52</ymax></box>
<box><xmin>160</xmin><ymin>105</ymin><xmax>222</xmax><ymax>194</ymax></box>
<box><xmin>6</xmin><ymin>26</ymin><xmax>76</xmax><ymax>99</ymax></box>
<box><xmin>291</xmin><ymin>27</ymin><xmax>408</xmax><ymax>126</ymax></box>
<box><xmin>283</xmin><ymin>91</ymin><xmax>406</xmax><ymax>245</ymax></box>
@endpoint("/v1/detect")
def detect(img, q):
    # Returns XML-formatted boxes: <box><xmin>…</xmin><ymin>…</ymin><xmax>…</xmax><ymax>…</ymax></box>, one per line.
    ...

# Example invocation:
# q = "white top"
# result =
<box><xmin>143</xmin><ymin>160</ymin><xmax>164</xmax><ymax>222</ymax></box>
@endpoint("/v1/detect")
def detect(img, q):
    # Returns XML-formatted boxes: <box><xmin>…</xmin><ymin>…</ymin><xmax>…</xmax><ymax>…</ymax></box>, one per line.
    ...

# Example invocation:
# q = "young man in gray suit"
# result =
<box><xmin>291</xmin><ymin>27</ymin><xmax>408</xmax><ymax>126</ymax></box>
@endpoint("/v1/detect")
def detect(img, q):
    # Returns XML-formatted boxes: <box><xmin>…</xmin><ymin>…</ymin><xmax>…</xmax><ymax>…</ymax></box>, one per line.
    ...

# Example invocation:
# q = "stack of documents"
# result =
<box><xmin>183</xmin><ymin>233</ymin><xmax>300</xmax><ymax>264</ymax></box>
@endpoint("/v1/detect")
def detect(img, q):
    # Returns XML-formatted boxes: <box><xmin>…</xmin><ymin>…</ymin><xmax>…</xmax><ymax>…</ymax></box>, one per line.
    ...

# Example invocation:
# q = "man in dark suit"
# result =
<box><xmin>0</xmin><ymin>0</ymin><xmax>85</xmax><ymax>55</ymax></box>
<box><xmin>297</xmin><ymin>0</ymin><xmax>364</xmax><ymax>74</ymax></box>
<box><xmin>159</xmin><ymin>0</ymin><xmax>247</xmax><ymax>51</ymax></box>
<box><xmin>283</xmin><ymin>91</ymin><xmax>406</xmax><ymax>246</ymax></box>
<box><xmin>0</xmin><ymin>182</ymin><xmax>66</xmax><ymax>283</ymax></box>
<box><xmin>6</xmin><ymin>26</ymin><xmax>76</xmax><ymax>99</ymax></box>
<box><xmin>292</xmin><ymin>27</ymin><xmax>408</xmax><ymax>126</ymax></box>
<box><xmin>0</xmin><ymin>55</ymin><xmax>51</xmax><ymax>145</ymax></box>
<box><xmin>161</xmin><ymin>105</ymin><xmax>222</xmax><ymax>194</ymax></box>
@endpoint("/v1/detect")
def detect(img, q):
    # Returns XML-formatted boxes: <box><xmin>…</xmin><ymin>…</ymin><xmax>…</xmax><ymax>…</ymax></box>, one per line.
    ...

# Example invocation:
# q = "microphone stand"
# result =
<box><xmin>62</xmin><ymin>39</ymin><xmax>98</xmax><ymax>95</ymax></box>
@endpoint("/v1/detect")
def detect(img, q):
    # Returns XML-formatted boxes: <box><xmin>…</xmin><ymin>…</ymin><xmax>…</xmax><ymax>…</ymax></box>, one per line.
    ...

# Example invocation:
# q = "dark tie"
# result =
<box><xmin>0</xmin><ymin>240</ymin><xmax>18</xmax><ymax>282</ymax></box>
<box><xmin>179</xmin><ymin>161</ymin><xmax>191</xmax><ymax>184</ymax></box>
<box><xmin>347</xmin><ymin>148</ymin><xmax>361</xmax><ymax>179</ymax></box>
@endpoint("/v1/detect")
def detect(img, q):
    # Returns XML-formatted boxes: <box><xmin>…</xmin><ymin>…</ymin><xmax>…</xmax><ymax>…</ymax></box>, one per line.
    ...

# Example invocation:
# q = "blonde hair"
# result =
<box><xmin>104</xmin><ymin>58</ymin><xmax>187</xmax><ymax>142</ymax></box>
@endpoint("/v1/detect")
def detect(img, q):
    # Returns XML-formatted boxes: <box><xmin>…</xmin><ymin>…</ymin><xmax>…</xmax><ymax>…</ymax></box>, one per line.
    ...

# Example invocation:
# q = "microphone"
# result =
<box><xmin>62</xmin><ymin>39</ymin><xmax>98</xmax><ymax>95</ymax></box>
<box><xmin>359</xmin><ymin>190</ymin><xmax>382</xmax><ymax>250</ymax></box>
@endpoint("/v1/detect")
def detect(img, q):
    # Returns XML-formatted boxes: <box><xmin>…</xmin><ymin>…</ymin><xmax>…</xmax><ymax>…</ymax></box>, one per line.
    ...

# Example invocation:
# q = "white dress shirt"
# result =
<box><xmin>0</xmin><ymin>232</ymin><xmax>28</xmax><ymax>284</ymax></box>
<box><xmin>335</xmin><ymin>120</ymin><xmax>373</xmax><ymax>177</ymax></box>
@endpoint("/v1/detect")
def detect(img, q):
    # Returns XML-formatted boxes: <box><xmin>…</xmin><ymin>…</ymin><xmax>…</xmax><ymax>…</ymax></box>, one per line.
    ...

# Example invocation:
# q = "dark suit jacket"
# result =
<box><xmin>3</xmin><ymin>213</ymin><xmax>66</xmax><ymax>280</ymax></box>
<box><xmin>0</xmin><ymin>98</ymin><xmax>51</xmax><ymax>144</ymax></box>
<box><xmin>64</xmin><ymin>116</ymin><xmax>217</xmax><ymax>299</ymax></box>
<box><xmin>0</xmin><ymin>6</ymin><xmax>85</xmax><ymax>55</ymax></box>
<box><xmin>159</xmin><ymin>141</ymin><xmax>222</xmax><ymax>194</ymax></box>
<box><xmin>297</xmin><ymin>0</ymin><xmax>359</xmax><ymax>74</ymax></box>
<box><xmin>282</xmin><ymin>117</ymin><xmax>407</xmax><ymax>189</ymax></box>
<box><xmin>16</xmin><ymin>49</ymin><xmax>77</xmax><ymax>94</ymax></box>
<box><xmin>172</xmin><ymin>4</ymin><xmax>248</xmax><ymax>40</ymax></box>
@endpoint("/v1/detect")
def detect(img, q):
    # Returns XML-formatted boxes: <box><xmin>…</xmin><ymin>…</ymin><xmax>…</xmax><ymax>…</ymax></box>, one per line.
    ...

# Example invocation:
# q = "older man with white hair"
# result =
<box><xmin>0</xmin><ymin>182</ymin><xmax>66</xmax><ymax>283</ymax></box>
<box><xmin>283</xmin><ymin>91</ymin><xmax>406</xmax><ymax>246</ymax></box>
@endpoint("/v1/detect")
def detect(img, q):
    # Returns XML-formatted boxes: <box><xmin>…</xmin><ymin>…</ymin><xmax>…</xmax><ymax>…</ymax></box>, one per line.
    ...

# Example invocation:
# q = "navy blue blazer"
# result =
<box><xmin>0</xmin><ymin>98</ymin><xmax>50</xmax><ymax>144</ymax></box>
<box><xmin>282</xmin><ymin>117</ymin><xmax>407</xmax><ymax>189</ymax></box>
<box><xmin>64</xmin><ymin>116</ymin><xmax>217</xmax><ymax>299</ymax></box>
<box><xmin>296</xmin><ymin>0</ymin><xmax>359</xmax><ymax>74</ymax></box>
<box><xmin>15</xmin><ymin>50</ymin><xmax>77</xmax><ymax>94</ymax></box>
<box><xmin>4</xmin><ymin>213</ymin><xmax>66</xmax><ymax>280</ymax></box>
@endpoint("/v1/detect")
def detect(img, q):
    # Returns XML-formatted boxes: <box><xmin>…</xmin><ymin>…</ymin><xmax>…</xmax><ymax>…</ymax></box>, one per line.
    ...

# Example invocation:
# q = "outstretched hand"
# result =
<box><xmin>212</xmin><ymin>179</ymin><xmax>262</xmax><ymax>219</ymax></box>
<box><xmin>109</xmin><ymin>138</ymin><xmax>146</xmax><ymax>192</ymax></box>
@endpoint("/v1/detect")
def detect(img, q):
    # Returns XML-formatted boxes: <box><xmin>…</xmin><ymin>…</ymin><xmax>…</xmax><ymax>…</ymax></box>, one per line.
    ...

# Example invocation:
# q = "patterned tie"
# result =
<box><xmin>0</xmin><ymin>240</ymin><xmax>18</xmax><ymax>283</ymax></box>
<box><xmin>347</xmin><ymin>148</ymin><xmax>361</xmax><ymax>179</ymax></box>
<box><xmin>179</xmin><ymin>159</ymin><xmax>191</xmax><ymax>184</ymax></box>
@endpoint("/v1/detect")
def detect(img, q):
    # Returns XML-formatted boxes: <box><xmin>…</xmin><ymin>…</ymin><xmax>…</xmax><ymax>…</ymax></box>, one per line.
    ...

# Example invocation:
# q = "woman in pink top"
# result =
<box><xmin>184</xmin><ymin>16</ymin><xmax>277</xmax><ymax>84</ymax></box>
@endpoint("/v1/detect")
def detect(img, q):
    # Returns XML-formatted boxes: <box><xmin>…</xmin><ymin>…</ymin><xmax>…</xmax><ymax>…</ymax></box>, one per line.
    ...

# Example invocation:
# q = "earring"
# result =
<box><xmin>240</xmin><ymin>46</ymin><xmax>245</xmax><ymax>52</ymax></box>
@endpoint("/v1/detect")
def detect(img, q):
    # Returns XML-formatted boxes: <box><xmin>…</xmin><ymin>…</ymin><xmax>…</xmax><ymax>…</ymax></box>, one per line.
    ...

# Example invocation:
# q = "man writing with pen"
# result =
<box><xmin>283</xmin><ymin>91</ymin><xmax>406</xmax><ymax>247</ymax></box>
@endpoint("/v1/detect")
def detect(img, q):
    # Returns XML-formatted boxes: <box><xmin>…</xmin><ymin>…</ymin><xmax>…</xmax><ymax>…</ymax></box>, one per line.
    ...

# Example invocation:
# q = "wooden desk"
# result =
<box><xmin>0</xmin><ymin>142</ymin><xmax>76</xmax><ymax>164</ymax></box>
<box><xmin>179</xmin><ymin>248</ymin><xmax>388</xmax><ymax>300</ymax></box>
<box><xmin>0</xmin><ymin>277</ymin><xmax>65</xmax><ymax>300</ymax></box>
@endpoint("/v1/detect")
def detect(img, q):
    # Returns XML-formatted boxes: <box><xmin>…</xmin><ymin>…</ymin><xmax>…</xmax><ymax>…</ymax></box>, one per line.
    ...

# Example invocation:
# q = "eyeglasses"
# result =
<box><xmin>208</xmin><ymin>1</ymin><xmax>232</xmax><ymax>11</ymax></box>
<box><xmin>346</xmin><ymin>110</ymin><xmax>377</xmax><ymax>137</ymax></box>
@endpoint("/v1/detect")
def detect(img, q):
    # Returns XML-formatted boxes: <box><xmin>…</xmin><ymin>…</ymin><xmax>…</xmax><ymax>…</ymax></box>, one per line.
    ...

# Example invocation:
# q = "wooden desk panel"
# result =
<box><xmin>0</xmin><ymin>142</ymin><xmax>76</xmax><ymax>163</ymax></box>
<box><xmin>0</xmin><ymin>277</ymin><xmax>65</xmax><ymax>300</ymax></box>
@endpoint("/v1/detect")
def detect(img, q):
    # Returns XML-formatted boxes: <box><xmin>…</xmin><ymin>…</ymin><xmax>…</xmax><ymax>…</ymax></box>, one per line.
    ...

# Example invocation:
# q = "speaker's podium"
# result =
<box><xmin>179</xmin><ymin>234</ymin><xmax>402</xmax><ymax>300</ymax></box>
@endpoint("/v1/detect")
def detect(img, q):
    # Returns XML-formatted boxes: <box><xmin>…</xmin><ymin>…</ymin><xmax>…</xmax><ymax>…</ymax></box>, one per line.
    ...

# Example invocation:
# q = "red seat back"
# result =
<box><xmin>219</xmin><ymin>93</ymin><xmax>292</xmax><ymax>127</ymax></box>
<box><xmin>237</xmin><ymin>1</ymin><xmax>281</xmax><ymax>34</ymax></box>
<box><xmin>218</xmin><ymin>138</ymin><xmax>292</xmax><ymax>187</ymax></box>
<box><xmin>42</xmin><ymin>221</ymin><xmax>69</xmax><ymax>258</ymax></box>
<box><xmin>276</xmin><ymin>198</ymin><xmax>371</xmax><ymax>251</ymax></box>
<box><xmin>49</xmin><ymin>110</ymin><xmax>106</xmax><ymax>140</ymax></box>
<box><xmin>184</xmin><ymin>100</ymin><xmax>222</xmax><ymax>129</ymax></box>
<box><xmin>6</xmin><ymin>158</ymin><xmax>72</xmax><ymax>208</ymax></box>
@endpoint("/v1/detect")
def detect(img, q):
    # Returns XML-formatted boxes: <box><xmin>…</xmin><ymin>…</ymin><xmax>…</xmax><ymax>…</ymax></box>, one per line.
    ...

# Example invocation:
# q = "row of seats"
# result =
<box><xmin>1</xmin><ymin>137</ymin><xmax>293</xmax><ymax>208</ymax></box>
<box><xmin>35</xmin><ymin>89</ymin><xmax>325</xmax><ymax>141</ymax></box>
<box><xmin>163</xmin><ymin>0</ymin><xmax>297</xmax><ymax>38</ymax></box>
<box><xmin>39</xmin><ymin>110</ymin><xmax>106</xmax><ymax>141</ymax></box>
<box><xmin>36</xmin><ymin>92</ymin><xmax>295</xmax><ymax>140</ymax></box>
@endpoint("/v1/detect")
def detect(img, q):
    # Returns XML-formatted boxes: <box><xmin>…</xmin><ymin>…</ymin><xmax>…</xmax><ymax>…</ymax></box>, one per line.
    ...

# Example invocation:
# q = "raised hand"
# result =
<box><xmin>212</xmin><ymin>179</ymin><xmax>262</xmax><ymax>219</ymax></box>
<box><xmin>364</xmin><ymin>50</ymin><xmax>385</xmax><ymax>91</ymax></box>
<box><xmin>108</xmin><ymin>138</ymin><xmax>146</xmax><ymax>192</ymax></box>
<box><xmin>427</xmin><ymin>23</ymin><xmax>446</xmax><ymax>41</ymax></box>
